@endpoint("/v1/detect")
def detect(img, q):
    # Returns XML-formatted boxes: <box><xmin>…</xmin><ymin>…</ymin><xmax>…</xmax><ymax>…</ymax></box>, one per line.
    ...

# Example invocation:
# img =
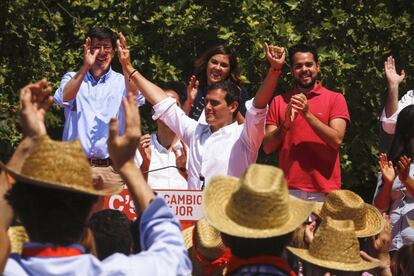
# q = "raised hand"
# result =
<box><xmin>396</xmin><ymin>155</ymin><xmax>413</xmax><ymax>186</ymax></box>
<box><xmin>137</xmin><ymin>134</ymin><xmax>152</xmax><ymax>167</ymax></box>
<box><xmin>379</xmin><ymin>153</ymin><xmax>395</xmax><ymax>184</ymax></box>
<box><xmin>108</xmin><ymin>92</ymin><xmax>142</xmax><ymax>172</ymax></box>
<box><xmin>264</xmin><ymin>42</ymin><xmax>286</xmax><ymax>70</ymax></box>
<box><xmin>83</xmin><ymin>37</ymin><xmax>99</xmax><ymax>69</ymax></box>
<box><xmin>20</xmin><ymin>79</ymin><xmax>53</xmax><ymax>138</ymax></box>
<box><xmin>186</xmin><ymin>75</ymin><xmax>199</xmax><ymax>103</ymax></box>
<box><xmin>384</xmin><ymin>56</ymin><xmax>405</xmax><ymax>87</ymax></box>
<box><xmin>117</xmin><ymin>32</ymin><xmax>131</xmax><ymax>69</ymax></box>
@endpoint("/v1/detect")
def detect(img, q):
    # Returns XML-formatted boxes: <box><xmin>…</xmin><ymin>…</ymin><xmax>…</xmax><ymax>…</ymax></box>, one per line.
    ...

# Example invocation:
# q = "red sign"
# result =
<box><xmin>104</xmin><ymin>185</ymin><xmax>203</xmax><ymax>228</ymax></box>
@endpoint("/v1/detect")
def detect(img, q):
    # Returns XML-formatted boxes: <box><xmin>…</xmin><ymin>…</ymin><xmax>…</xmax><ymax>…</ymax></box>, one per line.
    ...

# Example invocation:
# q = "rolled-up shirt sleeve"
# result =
<box><xmin>381</xmin><ymin>90</ymin><xmax>414</xmax><ymax>135</ymax></box>
<box><xmin>54</xmin><ymin>72</ymin><xmax>76</xmax><ymax>108</ymax></box>
<box><xmin>152</xmin><ymin>97</ymin><xmax>198</xmax><ymax>146</ymax></box>
<box><xmin>240</xmin><ymin>99</ymin><xmax>268</xmax><ymax>152</ymax></box>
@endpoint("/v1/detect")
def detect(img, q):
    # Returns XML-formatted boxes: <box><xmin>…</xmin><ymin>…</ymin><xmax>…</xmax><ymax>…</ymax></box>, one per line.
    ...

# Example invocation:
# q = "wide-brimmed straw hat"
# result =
<box><xmin>316</xmin><ymin>190</ymin><xmax>384</xmax><ymax>238</ymax></box>
<box><xmin>183</xmin><ymin>218</ymin><xmax>228</xmax><ymax>260</ymax></box>
<box><xmin>8</xmin><ymin>226</ymin><xmax>29</xmax><ymax>254</ymax></box>
<box><xmin>288</xmin><ymin>216</ymin><xmax>381</xmax><ymax>272</ymax></box>
<box><xmin>203</xmin><ymin>164</ymin><xmax>315</xmax><ymax>238</ymax></box>
<box><xmin>183</xmin><ymin>218</ymin><xmax>229</xmax><ymax>275</ymax></box>
<box><xmin>0</xmin><ymin>135</ymin><xmax>121</xmax><ymax>196</ymax></box>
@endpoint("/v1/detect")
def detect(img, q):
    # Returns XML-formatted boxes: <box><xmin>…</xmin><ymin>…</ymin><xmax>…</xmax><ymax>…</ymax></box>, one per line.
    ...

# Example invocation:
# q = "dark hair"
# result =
<box><xmin>5</xmin><ymin>182</ymin><xmax>98</xmax><ymax>246</ymax></box>
<box><xmin>288</xmin><ymin>44</ymin><xmax>319</xmax><ymax>65</ymax></box>
<box><xmin>88</xmin><ymin>209</ymin><xmax>133</xmax><ymax>260</ymax></box>
<box><xmin>86</xmin><ymin>27</ymin><xmax>116</xmax><ymax>48</ymax></box>
<box><xmin>392</xmin><ymin>244</ymin><xmax>414</xmax><ymax>275</ymax></box>
<box><xmin>388</xmin><ymin>105</ymin><xmax>414</xmax><ymax>164</ymax></box>
<box><xmin>221</xmin><ymin>232</ymin><xmax>293</xmax><ymax>258</ymax></box>
<box><xmin>193</xmin><ymin>44</ymin><xmax>241</xmax><ymax>88</ymax></box>
<box><xmin>206</xmin><ymin>80</ymin><xmax>242</xmax><ymax>117</ymax></box>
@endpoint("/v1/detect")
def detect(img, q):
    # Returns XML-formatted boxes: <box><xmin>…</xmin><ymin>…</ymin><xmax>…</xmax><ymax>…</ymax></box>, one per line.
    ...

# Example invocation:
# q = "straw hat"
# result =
<box><xmin>288</xmin><ymin>216</ymin><xmax>381</xmax><ymax>272</ymax></box>
<box><xmin>7</xmin><ymin>226</ymin><xmax>29</xmax><ymax>254</ymax></box>
<box><xmin>0</xmin><ymin>135</ymin><xmax>121</xmax><ymax>196</ymax></box>
<box><xmin>183</xmin><ymin>218</ymin><xmax>227</xmax><ymax>260</ymax></box>
<box><xmin>203</xmin><ymin>164</ymin><xmax>315</xmax><ymax>238</ymax></box>
<box><xmin>183</xmin><ymin>218</ymin><xmax>229</xmax><ymax>275</ymax></box>
<box><xmin>317</xmin><ymin>190</ymin><xmax>384</xmax><ymax>238</ymax></box>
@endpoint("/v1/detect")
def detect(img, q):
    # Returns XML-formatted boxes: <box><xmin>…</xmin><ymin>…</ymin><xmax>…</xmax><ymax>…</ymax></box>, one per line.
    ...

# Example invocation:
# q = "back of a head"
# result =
<box><xmin>88</xmin><ymin>209</ymin><xmax>132</xmax><ymax>260</ymax></box>
<box><xmin>392</xmin><ymin>243</ymin><xmax>414</xmax><ymax>275</ymax></box>
<box><xmin>86</xmin><ymin>27</ymin><xmax>116</xmax><ymax>48</ymax></box>
<box><xmin>6</xmin><ymin>182</ymin><xmax>98</xmax><ymax>246</ymax></box>
<box><xmin>221</xmin><ymin>232</ymin><xmax>292</xmax><ymax>259</ymax></box>
<box><xmin>288</xmin><ymin>43</ymin><xmax>319</xmax><ymax>65</ymax></box>
<box><xmin>389</xmin><ymin>105</ymin><xmax>414</xmax><ymax>163</ymax></box>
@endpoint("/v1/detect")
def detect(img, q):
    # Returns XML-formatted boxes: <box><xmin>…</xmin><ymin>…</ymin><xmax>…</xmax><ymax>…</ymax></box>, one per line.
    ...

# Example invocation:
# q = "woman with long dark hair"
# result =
<box><xmin>182</xmin><ymin>44</ymin><xmax>248</xmax><ymax>123</ymax></box>
<box><xmin>374</xmin><ymin>105</ymin><xmax>414</xmax><ymax>252</ymax></box>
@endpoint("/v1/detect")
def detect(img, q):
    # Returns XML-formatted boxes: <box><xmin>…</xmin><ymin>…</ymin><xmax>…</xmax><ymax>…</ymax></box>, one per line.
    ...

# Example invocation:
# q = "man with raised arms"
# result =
<box><xmin>120</xmin><ymin>42</ymin><xmax>285</xmax><ymax>189</ymax></box>
<box><xmin>54</xmin><ymin>28</ymin><xmax>144</xmax><ymax>190</ymax></box>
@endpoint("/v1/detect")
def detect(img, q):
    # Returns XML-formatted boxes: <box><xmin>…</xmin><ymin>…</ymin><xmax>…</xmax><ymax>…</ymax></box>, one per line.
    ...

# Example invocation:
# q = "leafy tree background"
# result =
<box><xmin>1</xmin><ymin>0</ymin><xmax>413</xmax><ymax>201</ymax></box>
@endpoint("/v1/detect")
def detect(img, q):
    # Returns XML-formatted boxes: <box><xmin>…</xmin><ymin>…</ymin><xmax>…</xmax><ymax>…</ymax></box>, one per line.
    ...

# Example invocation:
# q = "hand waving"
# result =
<box><xmin>83</xmin><ymin>37</ymin><xmax>99</xmax><ymax>69</ymax></box>
<box><xmin>379</xmin><ymin>153</ymin><xmax>395</xmax><ymax>184</ymax></box>
<box><xmin>264</xmin><ymin>42</ymin><xmax>286</xmax><ymax>70</ymax></box>
<box><xmin>137</xmin><ymin>134</ymin><xmax>152</xmax><ymax>167</ymax></box>
<box><xmin>117</xmin><ymin>32</ymin><xmax>131</xmax><ymax>69</ymax></box>
<box><xmin>186</xmin><ymin>75</ymin><xmax>199</xmax><ymax>103</ymax></box>
<box><xmin>384</xmin><ymin>56</ymin><xmax>405</xmax><ymax>87</ymax></box>
<box><xmin>108</xmin><ymin>92</ymin><xmax>142</xmax><ymax>172</ymax></box>
<box><xmin>396</xmin><ymin>155</ymin><xmax>413</xmax><ymax>186</ymax></box>
<box><xmin>20</xmin><ymin>79</ymin><xmax>53</xmax><ymax>138</ymax></box>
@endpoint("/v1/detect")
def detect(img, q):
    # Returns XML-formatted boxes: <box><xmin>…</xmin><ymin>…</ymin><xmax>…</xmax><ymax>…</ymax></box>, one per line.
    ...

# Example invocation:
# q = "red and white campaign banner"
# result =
<box><xmin>104</xmin><ymin>185</ymin><xmax>203</xmax><ymax>226</ymax></box>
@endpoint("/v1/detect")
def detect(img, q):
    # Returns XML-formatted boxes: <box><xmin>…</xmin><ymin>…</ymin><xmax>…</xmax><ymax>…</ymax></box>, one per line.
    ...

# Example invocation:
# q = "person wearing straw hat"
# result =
<box><xmin>183</xmin><ymin>217</ymin><xmax>230</xmax><ymax>276</ymax></box>
<box><xmin>122</xmin><ymin>40</ymin><xmax>285</xmax><ymax>190</ymax></box>
<box><xmin>288</xmin><ymin>216</ymin><xmax>382</xmax><ymax>275</ymax></box>
<box><xmin>203</xmin><ymin>163</ymin><xmax>315</xmax><ymax>275</ymax></box>
<box><xmin>316</xmin><ymin>189</ymin><xmax>385</xmax><ymax>238</ymax></box>
<box><xmin>0</xmin><ymin>79</ymin><xmax>191</xmax><ymax>275</ymax></box>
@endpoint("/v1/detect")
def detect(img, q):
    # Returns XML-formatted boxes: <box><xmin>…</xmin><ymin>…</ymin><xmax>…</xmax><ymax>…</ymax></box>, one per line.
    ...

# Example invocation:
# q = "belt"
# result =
<box><xmin>88</xmin><ymin>158</ymin><xmax>113</xmax><ymax>167</ymax></box>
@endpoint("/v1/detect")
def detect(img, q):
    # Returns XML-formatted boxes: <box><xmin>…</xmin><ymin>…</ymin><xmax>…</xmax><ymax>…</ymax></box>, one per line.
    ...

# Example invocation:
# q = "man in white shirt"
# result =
<box><xmin>120</xmin><ymin>43</ymin><xmax>285</xmax><ymax>189</ymax></box>
<box><xmin>380</xmin><ymin>55</ymin><xmax>411</xmax><ymax>134</ymax></box>
<box><xmin>135</xmin><ymin>89</ymin><xmax>188</xmax><ymax>190</ymax></box>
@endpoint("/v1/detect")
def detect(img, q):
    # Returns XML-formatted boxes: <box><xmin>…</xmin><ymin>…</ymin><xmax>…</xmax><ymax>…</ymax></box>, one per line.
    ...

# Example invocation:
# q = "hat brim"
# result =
<box><xmin>203</xmin><ymin>176</ymin><xmax>315</xmax><ymax>238</ymax></box>
<box><xmin>287</xmin><ymin>246</ymin><xmax>381</xmax><ymax>272</ymax></box>
<box><xmin>317</xmin><ymin>202</ymin><xmax>384</xmax><ymax>238</ymax></box>
<box><xmin>0</xmin><ymin>161</ymin><xmax>122</xmax><ymax>196</ymax></box>
<box><xmin>182</xmin><ymin>226</ymin><xmax>194</xmax><ymax>249</ymax></box>
<box><xmin>354</xmin><ymin>204</ymin><xmax>384</xmax><ymax>238</ymax></box>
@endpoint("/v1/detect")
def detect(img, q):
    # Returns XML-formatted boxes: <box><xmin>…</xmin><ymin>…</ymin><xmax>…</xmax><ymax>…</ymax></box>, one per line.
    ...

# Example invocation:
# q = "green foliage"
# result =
<box><xmin>1</xmin><ymin>0</ymin><xmax>414</xmax><ymax>200</ymax></box>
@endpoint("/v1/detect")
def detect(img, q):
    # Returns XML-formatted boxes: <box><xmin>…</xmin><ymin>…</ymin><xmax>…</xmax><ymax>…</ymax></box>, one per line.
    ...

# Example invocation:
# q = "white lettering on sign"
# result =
<box><xmin>156</xmin><ymin>190</ymin><xmax>204</xmax><ymax>220</ymax></box>
<box><xmin>104</xmin><ymin>186</ymin><xmax>203</xmax><ymax>221</ymax></box>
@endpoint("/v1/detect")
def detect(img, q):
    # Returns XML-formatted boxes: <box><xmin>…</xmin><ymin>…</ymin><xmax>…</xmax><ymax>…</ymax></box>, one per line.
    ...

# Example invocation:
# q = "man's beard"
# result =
<box><xmin>295</xmin><ymin>78</ymin><xmax>317</xmax><ymax>90</ymax></box>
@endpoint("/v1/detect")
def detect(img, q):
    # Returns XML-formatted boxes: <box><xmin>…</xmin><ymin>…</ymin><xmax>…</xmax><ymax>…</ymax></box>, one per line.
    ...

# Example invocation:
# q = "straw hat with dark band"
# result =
<box><xmin>203</xmin><ymin>164</ymin><xmax>315</xmax><ymax>238</ymax></box>
<box><xmin>316</xmin><ymin>190</ymin><xmax>384</xmax><ymax>238</ymax></box>
<box><xmin>288</xmin><ymin>216</ymin><xmax>381</xmax><ymax>272</ymax></box>
<box><xmin>0</xmin><ymin>135</ymin><xmax>121</xmax><ymax>196</ymax></box>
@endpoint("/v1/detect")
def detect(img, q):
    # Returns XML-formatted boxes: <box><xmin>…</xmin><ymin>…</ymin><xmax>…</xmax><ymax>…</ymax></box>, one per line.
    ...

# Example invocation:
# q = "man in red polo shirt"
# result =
<box><xmin>263</xmin><ymin>44</ymin><xmax>350</xmax><ymax>201</ymax></box>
